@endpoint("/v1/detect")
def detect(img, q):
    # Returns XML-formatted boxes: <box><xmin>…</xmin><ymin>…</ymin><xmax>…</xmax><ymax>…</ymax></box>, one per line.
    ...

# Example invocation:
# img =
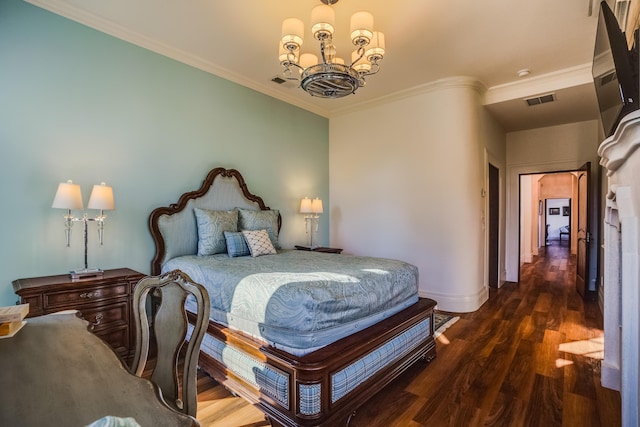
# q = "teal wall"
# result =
<box><xmin>0</xmin><ymin>0</ymin><xmax>329</xmax><ymax>306</ymax></box>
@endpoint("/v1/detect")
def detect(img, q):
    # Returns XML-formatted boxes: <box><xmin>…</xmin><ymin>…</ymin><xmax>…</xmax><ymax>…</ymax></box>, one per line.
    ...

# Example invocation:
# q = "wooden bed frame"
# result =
<box><xmin>149</xmin><ymin>167</ymin><xmax>436</xmax><ymax>427</ymax></box>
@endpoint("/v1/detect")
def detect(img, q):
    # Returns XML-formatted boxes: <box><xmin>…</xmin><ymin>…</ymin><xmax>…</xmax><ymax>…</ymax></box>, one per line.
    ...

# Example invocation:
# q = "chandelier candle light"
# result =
<box><xmin>279</xmin><ymin>0</ymin><xmax>385</xmax><ymax>98</ymax></box>
<box><xmin>300</xmin><ymin>197</ymin><xmax>324</xmax><ymax>248</ymax></box>
<box><xmin>52</xmin><ymin>181</ymin><xmax>115</xmax><ymax>279</ymax></box>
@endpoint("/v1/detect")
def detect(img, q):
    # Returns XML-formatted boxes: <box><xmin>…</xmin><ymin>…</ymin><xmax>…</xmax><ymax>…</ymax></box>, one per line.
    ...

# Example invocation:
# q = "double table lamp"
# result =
<box><xmin>300</xmin><ymin>197</ymin><xmax>323</xmax><ymax>248</ymax></box>
<box><xmin>52</xmin><ymin>180</ymin><xmax>114</xmax><ymax>279</ymax></box>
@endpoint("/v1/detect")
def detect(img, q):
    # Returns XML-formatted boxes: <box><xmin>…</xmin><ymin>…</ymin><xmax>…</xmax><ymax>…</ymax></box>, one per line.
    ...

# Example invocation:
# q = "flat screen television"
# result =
<box><xmin>592</xmin><ymin>1</ymin><xmax>639</xmax><ymax>137</ymax></box>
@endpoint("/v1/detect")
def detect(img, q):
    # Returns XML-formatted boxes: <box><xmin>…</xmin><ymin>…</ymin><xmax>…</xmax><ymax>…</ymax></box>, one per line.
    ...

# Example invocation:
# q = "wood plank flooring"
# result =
<box><xmin>194</xmin><ymin>241</ymin><xmax>621</xmax><ymax>426</ymax></box>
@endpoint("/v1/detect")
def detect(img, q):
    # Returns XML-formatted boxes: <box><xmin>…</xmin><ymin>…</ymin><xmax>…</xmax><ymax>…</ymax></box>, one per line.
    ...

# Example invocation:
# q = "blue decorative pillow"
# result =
<box><xmin>237</xmin><ymin>208</ymin><xmax>280</xmax><ymax>249</ymax></box>
<box><xmin>224</xmin><ymin>231</ymin><xmax>251</xmax><ymax>258</ymax></box>
<box><xmin>194</xmin><ymin>208</ymin><xmax>238</xmax><ymax>256</ymax></box>
<box><xmin>242</xmin><ymin>229</ymin><xmax>277</xmax><ymax>257</ymax></box>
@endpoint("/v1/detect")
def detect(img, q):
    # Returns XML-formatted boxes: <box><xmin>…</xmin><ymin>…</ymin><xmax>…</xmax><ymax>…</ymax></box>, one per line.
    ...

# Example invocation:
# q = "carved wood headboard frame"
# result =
<box><xmin>148</xmin><ymin>167</ymin><xmax>281</xmax><ymax>275</ymax></box>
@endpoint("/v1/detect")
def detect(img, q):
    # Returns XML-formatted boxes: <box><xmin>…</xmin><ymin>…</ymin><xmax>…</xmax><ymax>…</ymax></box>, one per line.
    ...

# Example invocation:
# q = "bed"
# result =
<box><xmin>149</xmin><ymin>167</ymin><xmax>436</xmax><ymax>427</ymax></box>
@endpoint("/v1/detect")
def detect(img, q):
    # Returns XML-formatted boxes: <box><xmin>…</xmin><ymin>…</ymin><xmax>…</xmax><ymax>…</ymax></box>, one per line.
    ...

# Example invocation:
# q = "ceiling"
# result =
<box><xmin>26</xmin><ymin>0</ymin><xmax>605</xmax><ymax>132</ymax></box>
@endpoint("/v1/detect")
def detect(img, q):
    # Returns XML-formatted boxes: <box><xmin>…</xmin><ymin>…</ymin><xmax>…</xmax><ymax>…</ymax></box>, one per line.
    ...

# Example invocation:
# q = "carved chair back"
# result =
<box><xmin>131</xmin><ymin>270</ymin><xmax>210</xmax><ymax>417</ymax></box>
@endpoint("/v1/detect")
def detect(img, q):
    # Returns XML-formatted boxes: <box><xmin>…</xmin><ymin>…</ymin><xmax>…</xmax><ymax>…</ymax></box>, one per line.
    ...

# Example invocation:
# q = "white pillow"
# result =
<box><xmin>242</xmin><ymin>229</ymin><xmax>276</xmax><ymax>257</ymax></box>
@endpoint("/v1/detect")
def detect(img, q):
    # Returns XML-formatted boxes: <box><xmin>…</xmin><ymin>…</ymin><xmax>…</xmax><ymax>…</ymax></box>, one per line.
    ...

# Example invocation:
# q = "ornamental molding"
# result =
<box><xmin>598</xmin><ymin>110</ymin><xmax>640</xmax><ymax>175</ymax></box>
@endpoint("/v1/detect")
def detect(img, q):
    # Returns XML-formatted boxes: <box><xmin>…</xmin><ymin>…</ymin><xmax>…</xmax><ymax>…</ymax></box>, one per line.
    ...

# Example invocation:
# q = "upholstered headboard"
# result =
<box><xmin>149</xmin><ymin>167</ymin><xmax>281</xmax><ymax>275</ymax></box>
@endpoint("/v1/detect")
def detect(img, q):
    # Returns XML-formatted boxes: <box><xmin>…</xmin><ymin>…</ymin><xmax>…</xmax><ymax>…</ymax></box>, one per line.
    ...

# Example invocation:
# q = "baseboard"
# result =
<box><xmin>601</xmin><ymin>362</ymin><xmax>621</xmax><ymax>391</ymax></box>
<box><xmin>419</xmin><ymin>286</ymin><xmax>489</xmax><ymax>313</ymax></box>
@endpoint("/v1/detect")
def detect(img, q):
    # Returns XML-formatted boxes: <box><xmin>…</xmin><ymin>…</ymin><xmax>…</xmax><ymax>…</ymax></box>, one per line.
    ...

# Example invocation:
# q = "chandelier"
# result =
<box><xmin>278</xmin><ymin>0</ymin><xmax>386</xmax><ymax>98</ymax></box>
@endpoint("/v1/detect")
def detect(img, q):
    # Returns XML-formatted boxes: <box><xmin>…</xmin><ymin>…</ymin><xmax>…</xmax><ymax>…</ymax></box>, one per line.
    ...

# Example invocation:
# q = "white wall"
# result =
<box><xmin>330</xmin><ymin>77</ymin><xmax>505</xmax><ymax>312</ymax></box>
<box><xmin>505</xmin><ymin>120</ymin><xmax>601</xmax><ymax>286</ymax></box>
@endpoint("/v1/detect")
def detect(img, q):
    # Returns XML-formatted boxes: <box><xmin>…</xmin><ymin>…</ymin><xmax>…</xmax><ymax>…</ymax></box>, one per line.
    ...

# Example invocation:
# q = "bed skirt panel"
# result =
<box><xmin>190</xmin><ymin>298</ymin><xmax>437</xmax><ymax>427</ymax></box>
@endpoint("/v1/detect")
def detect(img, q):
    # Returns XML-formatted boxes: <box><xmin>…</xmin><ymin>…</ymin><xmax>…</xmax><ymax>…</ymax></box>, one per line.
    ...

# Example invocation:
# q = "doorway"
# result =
<box><xmin>545</xmin><ymin>198</ymin><xmax>571</xmax><ymax>245</ymax></box>
<box><xmin>518</xmin><ymin>168</ymin><xmax>593</xmax><ymax>298</ymax></box>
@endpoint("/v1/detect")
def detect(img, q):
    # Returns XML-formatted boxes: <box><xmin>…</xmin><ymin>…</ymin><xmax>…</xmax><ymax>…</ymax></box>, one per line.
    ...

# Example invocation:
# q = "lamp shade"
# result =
<box><xmin>281</xmin><ymin>17</ymin><xmax>304</xmax><ymax>49</ymax></box>
<box><xmin>350</xmin><ymin>11</ymin><xmax>374</xmax><ymax>44</ymax></box>
<box><xmin>87</xmin><ymin>182</ymin><xmax>115</xmax><ymax>210</ymax></box>
<box><xmin>311</xmin><ymin>198</ymin><xmax>323</xmax><ymax>214</ymax></box>
<box><xmin>300</xmin><ymin>197</ymin><xmax>313</xmax><ymax>214</ymax></box>
<box><xmin>300</xmin><ymin>53</ymin><xmax>319</xmax><ymax>69</ymax></box>
<box><xmin>365</xmin><ymin>31</ymin><xmax>385</xmax><ymax>60</ymax></box>
<box><xmin>52</xmin><ymin>180</ymin><xmax>83</xmax><ymax>210</ymax></box>
<box><xmin>279</xmin><ymin>43</ymin><xmax>295</xmax><ymax>64</ymax></box>
<box><xmin>311</xmin><ymin>4</ymin><xmax>335</xmax><ymax>38</ymax></box>
<box><xmin>352</xmin><ymin>51</ymin><xmax>371</xmax><ymax>72</ymax></box>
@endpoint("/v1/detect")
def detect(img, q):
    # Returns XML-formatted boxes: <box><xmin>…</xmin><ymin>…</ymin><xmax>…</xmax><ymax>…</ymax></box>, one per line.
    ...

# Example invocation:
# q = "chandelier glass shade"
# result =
<box><xmin>279</xmin><ymin>0</ymin><xmax>385</xmax><ymax>98</ymax></box>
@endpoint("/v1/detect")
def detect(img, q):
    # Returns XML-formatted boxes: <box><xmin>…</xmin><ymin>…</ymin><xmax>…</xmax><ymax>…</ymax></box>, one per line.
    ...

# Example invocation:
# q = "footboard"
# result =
<box><xmin>191</xmin><ymin>298</ymin><xmax>436</xmax><ymax>427</ymax></box>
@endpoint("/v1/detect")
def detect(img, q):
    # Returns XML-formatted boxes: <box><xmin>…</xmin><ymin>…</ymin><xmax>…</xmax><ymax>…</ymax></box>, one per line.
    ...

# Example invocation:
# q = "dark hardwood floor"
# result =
<box><xmin>194</xmin><ymin>241</ymin><xmax>621</xmax><ymax>426</ymax></box>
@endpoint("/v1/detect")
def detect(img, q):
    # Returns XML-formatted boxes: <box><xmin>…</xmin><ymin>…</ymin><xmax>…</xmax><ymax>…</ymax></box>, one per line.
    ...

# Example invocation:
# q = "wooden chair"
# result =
<box><xmin>131</xmin><ymin>270</ymin><xmax>210</xmax><ymax>417</ymax></box>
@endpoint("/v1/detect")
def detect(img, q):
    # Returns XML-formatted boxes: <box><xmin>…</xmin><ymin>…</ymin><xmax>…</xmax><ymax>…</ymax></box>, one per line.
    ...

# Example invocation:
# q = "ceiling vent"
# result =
<box><xmin>271</xmin><ymin>75</ymin><xmax>299</xmax><ymax>89</ymax></box>
<box><xmin>524</xmin><ymin>93</ymin><xmax>555</xmax><ymax>106</ymax></box>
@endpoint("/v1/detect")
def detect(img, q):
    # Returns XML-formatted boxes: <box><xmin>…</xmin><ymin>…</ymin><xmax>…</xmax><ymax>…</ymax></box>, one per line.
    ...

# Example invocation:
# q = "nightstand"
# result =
<box><xmin>12</xmin><ymin>268</ymin><xmax>145</xmax><ymax>360</ymax></box>
<box><xmin>295</xmin><ymin>245</ymin><xmax>343</xmax><ymax>254</ymax></box>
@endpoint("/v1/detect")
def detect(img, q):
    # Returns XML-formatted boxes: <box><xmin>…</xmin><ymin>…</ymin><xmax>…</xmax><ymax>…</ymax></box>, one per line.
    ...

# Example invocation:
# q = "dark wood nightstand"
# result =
<box><xmin>12</xmin><ymin>268</ymin><xmax>145</xmax><ymax>360</ymax></box>
<box><xmin>295</xmin><ymin>245</ymin><xmax>343</xmax><ymax>254</ymax></box>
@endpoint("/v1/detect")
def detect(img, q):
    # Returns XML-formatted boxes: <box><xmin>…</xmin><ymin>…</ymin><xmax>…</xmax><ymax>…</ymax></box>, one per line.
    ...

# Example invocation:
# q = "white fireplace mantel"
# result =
<box><xmin>598</xmin><ymin>110</ymin><xmax>640</xmax><ymax>427</ymax></box>
<box><xmin>599</xmin><ymin>110</ymin><xmax>640</xmax><ymax>174</ymax></box>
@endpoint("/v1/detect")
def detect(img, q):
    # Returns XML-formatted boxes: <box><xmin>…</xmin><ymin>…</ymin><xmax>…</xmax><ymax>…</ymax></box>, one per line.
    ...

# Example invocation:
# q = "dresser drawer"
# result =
<box><xmin>94</xmin><ymin>324</ymin><xmax>129</xmax><ymax>358</ymax></box>
<box><xmin>44</xmin><ymin>282</ymin><xmax>129</xmax><ymax>310</ymax></box>
<box><xmin>20</xmin><ymin>295</ymin><xmax>44</xmax><ymax>316</ymax></box>
<box><xmin>81</xmin><ymin>300</ymin><xmax>129</xmax><ymax>331</ymax></box>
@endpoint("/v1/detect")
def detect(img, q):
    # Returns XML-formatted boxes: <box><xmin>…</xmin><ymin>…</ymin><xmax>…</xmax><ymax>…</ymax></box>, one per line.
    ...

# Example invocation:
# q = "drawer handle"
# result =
<box><xmin>92</xmin><ymin>313</ymin><xmax>104</xmax><ymax>327</ymax></box>
<box><xmin>80</xmin><ymin>291</ymin><xmax>98</xmax><ymax>299</ymax></box>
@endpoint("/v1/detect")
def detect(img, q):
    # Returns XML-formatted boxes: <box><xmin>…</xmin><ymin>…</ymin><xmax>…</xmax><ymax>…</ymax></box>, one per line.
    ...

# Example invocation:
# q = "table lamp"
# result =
<box><xmin>300</xmin><ymin>197</ymin><xmax>323</xmax><ymax>248</ymax></box>
<box><xmin>52</xmin><ymin>181</ymin><xmax>115</xmax><ymax>279</ymax></box>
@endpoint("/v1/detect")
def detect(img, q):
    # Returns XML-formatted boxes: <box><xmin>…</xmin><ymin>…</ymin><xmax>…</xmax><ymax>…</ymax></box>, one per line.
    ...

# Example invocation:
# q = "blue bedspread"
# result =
<box><xmin>164</xmin><ymin>250</ymin><xmax>419</xmax><ymax>353</ymax></box>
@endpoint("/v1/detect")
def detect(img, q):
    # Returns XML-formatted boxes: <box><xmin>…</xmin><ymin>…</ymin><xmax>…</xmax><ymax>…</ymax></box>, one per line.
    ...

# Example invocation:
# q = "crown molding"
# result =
<box><xmin>329</xmin><ymin>76</ymin><xmax>487</xmax><ymax>118</ymax></box>
<box><xmin>23</xmin><ymin>0</ymin><xmax>594</xmax><ymax>121</ymax></box>
<box><xmin>24</xmin><ymin>0</ymin><xmax>331</xmax><ymax>118</ymax></box>
<box><xmin>484</xmin><ymin>63</ymin><xmax>593</xmax><ymax>105</ymax></box>
<box><xmin>25</xmin><ymin>0</ymin><xmax>487</xmax><ymax>120</ymax></box>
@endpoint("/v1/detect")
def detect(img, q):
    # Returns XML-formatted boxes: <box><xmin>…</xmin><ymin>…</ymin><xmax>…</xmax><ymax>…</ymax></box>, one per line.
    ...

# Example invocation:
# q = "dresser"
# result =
<box><xmin>12</xmin><ymin>268</ymin><xmax>145</xmax><ymax>360</ymax></box>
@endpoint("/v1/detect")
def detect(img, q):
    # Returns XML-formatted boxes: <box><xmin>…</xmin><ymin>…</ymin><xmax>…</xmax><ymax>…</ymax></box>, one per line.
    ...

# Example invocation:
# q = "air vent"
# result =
<box><xmin>524</xmin><ymin>93</ymin><xmax>555</xmax><ymax>106</ymax></box>
<box><xmin>271</xmin><ymin>76</ymin><xmax>287</xmax><ymax>84</ymax></box>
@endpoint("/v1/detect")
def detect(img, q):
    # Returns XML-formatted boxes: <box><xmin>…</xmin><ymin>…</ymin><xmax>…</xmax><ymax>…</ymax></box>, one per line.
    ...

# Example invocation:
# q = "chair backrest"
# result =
<box><xmin>131</xmin><ymin>270</ymin><xmax>210</xmax><ymax>417</ymax></box>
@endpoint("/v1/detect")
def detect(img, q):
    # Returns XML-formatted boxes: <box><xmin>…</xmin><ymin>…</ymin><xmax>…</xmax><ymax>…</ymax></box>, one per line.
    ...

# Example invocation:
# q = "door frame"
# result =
<box><xmin>512</xmin><ymin>163</ymin><xmax>600</xmax><ymax>292</ymax></box>
<box><xmin>488</xmin><ymin>162</ymin><xmax>500</xmax><ymax>288</ymax></box>
<box><xmin>504</xmin><ymin>159</ymin><xmax>602</xmax><ymax>283</ymax></box>
<box><xmin>576</xmin><ymin>162</ymin><xmax>591</xmax><ymax>298</ymax></box>
<box><xmin>484</xmin><ymin>149</ymin><xmax>504</xmax><ymax>289</ymax></box>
